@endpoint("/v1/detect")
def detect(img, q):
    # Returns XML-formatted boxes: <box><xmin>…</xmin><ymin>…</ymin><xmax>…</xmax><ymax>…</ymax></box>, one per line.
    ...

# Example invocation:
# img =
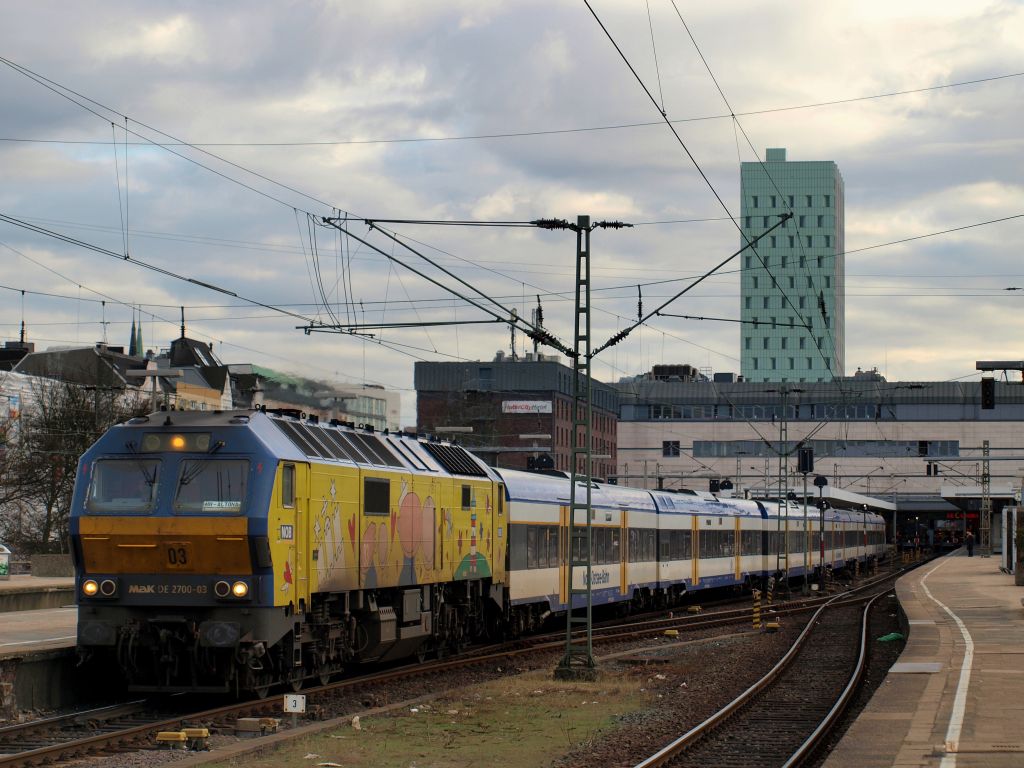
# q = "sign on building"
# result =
<box><xmin>502</xmin><ymin>401</ymin><xmax>552</xmax><ymax>414</ymax></box>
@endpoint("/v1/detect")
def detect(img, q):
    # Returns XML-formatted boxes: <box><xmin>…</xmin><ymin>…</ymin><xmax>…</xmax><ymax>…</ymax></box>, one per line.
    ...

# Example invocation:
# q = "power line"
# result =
<box><xmin>1</xmin><ymin>71</ymin><xmax>1018</xmax><ymax>148</ymax></box>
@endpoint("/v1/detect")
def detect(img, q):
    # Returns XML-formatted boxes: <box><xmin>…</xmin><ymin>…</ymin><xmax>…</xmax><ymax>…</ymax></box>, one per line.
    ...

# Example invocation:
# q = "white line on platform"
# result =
<box><xmin>0</xmin><ymin>635</ymin><xmax>76</xmax><ymax>648</ymax></box>
<box><xmin>919</xmin><ymin>554</ymin><xmax>975</xmax><ymax>768</ymax></box>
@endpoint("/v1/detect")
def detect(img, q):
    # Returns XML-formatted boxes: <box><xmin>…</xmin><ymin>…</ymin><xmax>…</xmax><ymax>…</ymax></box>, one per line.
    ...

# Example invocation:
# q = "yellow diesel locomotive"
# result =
<box><xmin>72</xmin><ymin>408</ymin><xmax>506</xmax><ymax>694</ymax></box>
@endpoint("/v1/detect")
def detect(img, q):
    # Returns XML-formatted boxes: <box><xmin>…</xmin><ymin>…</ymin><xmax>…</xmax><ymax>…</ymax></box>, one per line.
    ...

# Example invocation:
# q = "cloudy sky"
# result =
<box><xmin>2</xmin><ymin>1</ymin><xmax>1022</xmax><ymax>424</ymax></box>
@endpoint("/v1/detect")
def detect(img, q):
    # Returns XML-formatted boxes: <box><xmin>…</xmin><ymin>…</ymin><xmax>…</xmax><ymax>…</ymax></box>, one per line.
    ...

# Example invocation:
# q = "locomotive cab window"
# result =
<box><xmin>173</xmin><ymin>459</ymin><xmax>248</xmax><ymax>514</ymax></box>
<box><xmin>87</xmin><ymin>459</ymin><xmax>160</xmax><ymax>513</ymax></box>
<box><xmin>364</xmin><ymin>477</ymin><xmax>390</xmax><ymax>516</ymax></box>
<box><xmin>282</xmin><ymin>464</ymin><xmax>295</xmax><ymax>507</ymax></box>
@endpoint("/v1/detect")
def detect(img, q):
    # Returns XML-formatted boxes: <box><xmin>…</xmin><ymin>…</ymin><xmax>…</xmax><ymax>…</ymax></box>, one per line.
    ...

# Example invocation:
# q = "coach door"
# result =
<box><xmin>559</xmin><ymin>504</ymin><xmax>570</xmax><ymax>606</ymax></box>
<box><xmin>620</xmin><ymin>511</ymin><xmax>629</xmax><ymax>597</ymax></box>
<box><xmin>734</xmin><ymin>516</ymin><xmax>742</xmax><ymax>580</ymax></box>
<box><xmin>691</xmin><ymin>515</ymin><xmax>700</xmax><ymax>586</ymax></box>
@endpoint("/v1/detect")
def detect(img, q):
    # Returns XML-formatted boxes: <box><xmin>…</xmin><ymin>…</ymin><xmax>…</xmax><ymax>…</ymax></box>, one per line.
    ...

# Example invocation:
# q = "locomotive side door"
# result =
<box><xmin>292</xmin><ymin>462</ymin><xmax>310</xmax><ymax>609</ymax></box>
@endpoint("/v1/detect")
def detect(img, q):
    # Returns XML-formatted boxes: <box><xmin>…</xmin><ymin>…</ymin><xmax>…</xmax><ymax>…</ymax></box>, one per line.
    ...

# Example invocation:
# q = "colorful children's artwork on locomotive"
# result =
<box><xmin>453</xmin><ymin>490</ymin><xmax>493</xmax><ymax>579</ymax></box>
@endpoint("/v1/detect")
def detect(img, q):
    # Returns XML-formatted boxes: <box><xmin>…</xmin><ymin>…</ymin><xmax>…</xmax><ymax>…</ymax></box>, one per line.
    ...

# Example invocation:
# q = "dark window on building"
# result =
<box><xmin>662</xmin><ymin>441</ymin><xmax>680</xmax><ymax>457</ymax></box>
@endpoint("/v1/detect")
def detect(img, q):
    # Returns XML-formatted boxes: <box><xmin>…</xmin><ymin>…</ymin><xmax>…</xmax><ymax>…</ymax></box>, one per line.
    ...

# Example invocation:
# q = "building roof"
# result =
<box><xmin>13</xmin><ymin>344</ymin><xmax>143</xmax><ymax>388</ymax></box>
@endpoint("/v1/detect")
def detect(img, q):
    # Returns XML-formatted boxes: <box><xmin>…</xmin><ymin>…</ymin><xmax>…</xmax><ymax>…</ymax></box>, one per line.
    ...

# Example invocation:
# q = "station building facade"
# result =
<box><xmin>613</xmin><ymin>373</ymin><xmax>1023</xmax><ymax>541</ymax></box>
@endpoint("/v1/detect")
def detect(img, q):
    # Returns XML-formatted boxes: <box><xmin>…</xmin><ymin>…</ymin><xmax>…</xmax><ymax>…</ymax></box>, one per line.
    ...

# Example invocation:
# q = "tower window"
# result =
<box><xmin>824</xmin><ymin>195</ymin><xmax>831</xmax><ymax>207</ymax></box>
<box><xmin>805</xmin><ymin>195</ymin><xmax>812</xmax><ymax>207</ymax></box>
<box><xmin>753</xmin><ymin>196</ymin><xmax>759</xmax><ymax>208</ymax></box>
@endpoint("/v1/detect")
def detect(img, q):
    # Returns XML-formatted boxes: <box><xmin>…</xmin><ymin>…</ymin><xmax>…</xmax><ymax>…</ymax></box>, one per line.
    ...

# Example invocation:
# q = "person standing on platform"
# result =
<box><xmin>965</xmin><ymin>530</ymin><xmax>975</xmax><ymax>557</ymax></box>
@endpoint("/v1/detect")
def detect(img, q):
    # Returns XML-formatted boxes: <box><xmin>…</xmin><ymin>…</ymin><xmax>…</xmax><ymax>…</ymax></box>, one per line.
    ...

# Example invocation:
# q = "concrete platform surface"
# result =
<box><xmin>824</xmin><ymin>552</ymin><xmax>1024</xmax><ymax>767</ymax></box>
<box><xmin>0</xmin><ymin>574</ymin><xmax>75</xmax><ymax>613</ymax></box>
<box><xmin>0</xmin><ymin>574</ymin><xmax>75</xmax><ymax>593</ymax></box>
<box><xmin>0</xmin><ymin>607</ymin><xmax>77</xmax><ymax>658</ymax></box>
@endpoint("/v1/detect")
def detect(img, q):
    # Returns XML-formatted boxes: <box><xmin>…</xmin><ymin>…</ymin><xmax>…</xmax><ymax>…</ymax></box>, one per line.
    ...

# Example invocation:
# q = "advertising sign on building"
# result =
<box><xmin>502</xmin><ymin>400</ymin><xmax>552</xmax><ymax>414</ymax></box>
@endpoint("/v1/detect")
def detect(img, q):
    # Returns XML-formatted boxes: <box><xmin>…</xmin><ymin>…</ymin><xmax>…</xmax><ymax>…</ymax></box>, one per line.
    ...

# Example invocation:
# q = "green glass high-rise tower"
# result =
<box><xmin>739</xmin><ymin>148</ymin><xmax>844</xmax><ymax>382</ymax></box>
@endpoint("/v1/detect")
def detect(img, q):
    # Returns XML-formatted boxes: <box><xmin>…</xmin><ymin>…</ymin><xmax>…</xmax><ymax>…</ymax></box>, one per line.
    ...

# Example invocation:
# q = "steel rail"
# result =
<box><xmin>630</xmin><ymin>576</ymin><xmax>900</xmax><ymax>768</ymax></box>
<box><xmin>782</xmin><ymin>590</ymin><xmax>886</xmax><ymax>767</ymax></box>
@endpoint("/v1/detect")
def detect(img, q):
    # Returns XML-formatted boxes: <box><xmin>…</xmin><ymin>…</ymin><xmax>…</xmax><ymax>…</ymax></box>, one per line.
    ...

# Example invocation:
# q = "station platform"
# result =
<box><xmin>0</xmin><ymin>574</ymin><xmax>74</xmax><ymax>613</ymax></box>
<box><xmin>824</xmin><ymin>551</ymin><xmax>1024</xmax><ymax>767</ymax></box>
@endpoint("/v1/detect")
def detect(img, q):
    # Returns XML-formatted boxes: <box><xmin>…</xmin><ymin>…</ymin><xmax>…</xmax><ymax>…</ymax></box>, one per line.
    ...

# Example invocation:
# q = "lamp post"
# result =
<box><xmin>814</xmin><ymin>475</ymin><xmax>828</xmax><ymax>591</ymax></box>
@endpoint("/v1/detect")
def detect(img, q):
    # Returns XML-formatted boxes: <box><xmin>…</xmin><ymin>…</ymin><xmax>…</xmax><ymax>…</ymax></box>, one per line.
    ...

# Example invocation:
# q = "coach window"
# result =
<box><xmin>282</xmin><ymin>464</ymin><xmax>295</xmax><ymax>508</ymax></box>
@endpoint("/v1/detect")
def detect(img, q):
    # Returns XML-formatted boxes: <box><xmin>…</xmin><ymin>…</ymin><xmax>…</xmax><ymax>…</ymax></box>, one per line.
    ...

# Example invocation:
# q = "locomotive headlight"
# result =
<box><xmin>214</xmin><ymin>580</ymin><xmax>231</xmax><ymax>598</ymax></box>
<box><xmin>231</xmin><ymin>580</ymin><xmax>249</xmax><ymax>598</ymax></box>
<box><xmin>99</xmin><ymin>579</ymin><xmax>117</xmax><ymax>597</ymax></box>
<box><xmin>170</xmin><ymin>435</ymin><xmax>186</xmax><ymax>450</ymax></box>
<box><xmin>82</xmin><ymin>579</ymin><xmax>99</xmax><ymax>597</ymax></box>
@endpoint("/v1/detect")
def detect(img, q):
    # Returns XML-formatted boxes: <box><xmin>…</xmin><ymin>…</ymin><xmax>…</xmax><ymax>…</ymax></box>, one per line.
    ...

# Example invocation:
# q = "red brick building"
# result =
<box><xmin>414</xmin><ymin>353</ymin><xmax>619</xmax><ymax>479</ymax></box>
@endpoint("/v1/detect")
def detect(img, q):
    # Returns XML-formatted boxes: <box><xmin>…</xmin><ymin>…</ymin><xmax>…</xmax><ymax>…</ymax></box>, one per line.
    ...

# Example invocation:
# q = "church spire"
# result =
<box><xmin>128</xmin><ymin>312</ymin><xmax>138</xmax><ymax>356</ymax></box>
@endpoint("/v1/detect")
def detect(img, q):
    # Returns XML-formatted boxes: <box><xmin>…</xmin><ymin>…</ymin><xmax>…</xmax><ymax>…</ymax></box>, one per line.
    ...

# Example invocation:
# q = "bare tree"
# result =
<box><xmin>0</xmin><ymin>376</ymin><xmax>147</xmax><ymax>554</ymax></box>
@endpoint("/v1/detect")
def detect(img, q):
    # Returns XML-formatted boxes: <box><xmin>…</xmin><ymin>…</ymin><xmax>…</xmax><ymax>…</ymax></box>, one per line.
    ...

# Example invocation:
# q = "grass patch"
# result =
<box><xmin>206</xmin><ymin>670</ymin><xmax>652</xmax><ymax>768</ymax></box>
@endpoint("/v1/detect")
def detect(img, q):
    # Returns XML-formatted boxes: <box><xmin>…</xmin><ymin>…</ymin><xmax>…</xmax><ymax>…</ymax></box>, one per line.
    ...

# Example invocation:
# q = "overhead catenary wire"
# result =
<box><xmin>0</xmin><ymin>212</ymin><xmax>315</xmax><ymax>326</ymax></box>
<box><xmin>1</xmin><ymin>70</ymin><xmax>1019</xmax><ymax>148</ymax></box>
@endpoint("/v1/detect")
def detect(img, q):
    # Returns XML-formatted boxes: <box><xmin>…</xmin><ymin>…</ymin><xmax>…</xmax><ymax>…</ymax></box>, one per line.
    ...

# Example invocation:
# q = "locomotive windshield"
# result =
<box><xmin>87</xmin><ymin>459</ymin><xmax>160</xmax><ymax>513</ymax></box>
<box><xmin>173</xmin><ymin>459</ymin><xmax>249</xmax><ymax>514</ymax></box>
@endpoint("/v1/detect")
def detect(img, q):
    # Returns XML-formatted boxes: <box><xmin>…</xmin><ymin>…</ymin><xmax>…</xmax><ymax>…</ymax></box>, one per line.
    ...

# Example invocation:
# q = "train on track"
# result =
<box><xmin>71</xmin><ymin>409</ymin><xmax>886</xmax><ymax>694</ymax></box>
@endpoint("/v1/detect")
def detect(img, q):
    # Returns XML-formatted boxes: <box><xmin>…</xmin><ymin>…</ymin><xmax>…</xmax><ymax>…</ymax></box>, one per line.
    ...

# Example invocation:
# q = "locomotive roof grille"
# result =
<box><xmin>421</xmin><ymin>442</ymin><xmax>487</xmax><ymax>477</ymax></box>
<box><xmin>270</xmin><ymin>415</ymin><xmax>407</xmax><ymax>469</ymax></box>
<box><xmin>272</xmin><ymin>418</ymin><xmax>325</xmax><ymax>457</ymax></box>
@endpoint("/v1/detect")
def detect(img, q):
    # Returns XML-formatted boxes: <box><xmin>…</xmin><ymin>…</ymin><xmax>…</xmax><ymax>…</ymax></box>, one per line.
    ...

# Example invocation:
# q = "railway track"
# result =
<box><xmin>0</xmin><ymin>562</ymin><xmax>912</xmax><ymax>768</ymax></box>
<box><xmin>631</xmin><ymin>577</ymin><xmax>900</xmax><ymax>767</ymax></box>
